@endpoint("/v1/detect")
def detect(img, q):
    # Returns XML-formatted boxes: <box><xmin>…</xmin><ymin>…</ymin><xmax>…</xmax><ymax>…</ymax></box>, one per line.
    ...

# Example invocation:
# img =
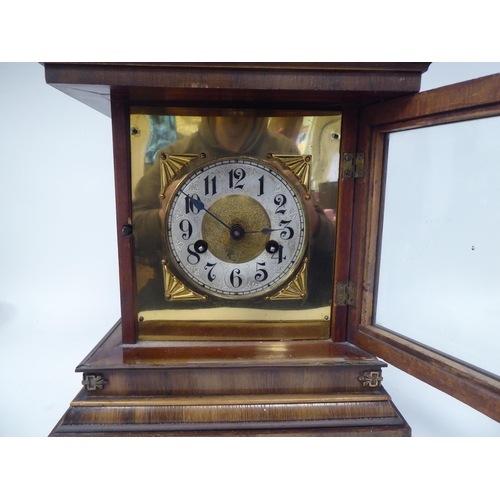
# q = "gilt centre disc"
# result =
<box><xmin>202</xmin><ymin>195</ymin><xmax>270</xmax><ymax>264</ymax></box>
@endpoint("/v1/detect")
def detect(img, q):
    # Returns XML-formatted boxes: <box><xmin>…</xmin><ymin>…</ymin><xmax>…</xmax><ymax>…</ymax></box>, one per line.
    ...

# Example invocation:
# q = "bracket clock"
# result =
<box><xmin>47</xmin><ymin>63</ymin><xmax>500</xmax><ymax>436</ymax></box>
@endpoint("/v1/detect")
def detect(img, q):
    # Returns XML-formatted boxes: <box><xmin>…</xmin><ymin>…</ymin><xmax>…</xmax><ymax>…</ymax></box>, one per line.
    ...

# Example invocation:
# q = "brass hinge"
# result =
<box><xmin>335</xmin><ymin>282</ymin><xmax>357</xmax><ymax>307</ymax></box>
<box><xmin>342</xmin><ymin>152</ymin><xmax>365</xmax><ymax>178</ymax></box>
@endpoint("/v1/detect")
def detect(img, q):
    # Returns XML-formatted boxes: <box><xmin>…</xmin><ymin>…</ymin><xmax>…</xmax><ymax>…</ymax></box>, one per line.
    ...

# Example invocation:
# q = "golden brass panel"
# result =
<box><xmin>131</xmin><ymin>112</ymin><xmax>341</xmax><ymax>340</ymax></box>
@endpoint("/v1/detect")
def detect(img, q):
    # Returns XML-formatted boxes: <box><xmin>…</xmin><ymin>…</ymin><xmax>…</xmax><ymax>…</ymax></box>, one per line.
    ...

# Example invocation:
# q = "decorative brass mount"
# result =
<box><xmin>267</xmin><ymin>154</ymin><xmax>312</xmax><ymax>198</ymax></box>
<box><xmin>162</xmin><ymin>262</ymin><xmax>207</xmax><ymax>301</ymax></box>
<box><xmin>358</xmin><ymin>371</ymin><xmax>383</xmax><ymax>388</ymax></box>
<box><xmin>82</xmin><ymin>374</ymin><xmax>107</xmax><ymax>391</ymax></box>
<box><xmin>159</xmin><ymin>153</ymin><xmax>204</xmax><ymax>198</ymax></box>
<box><xmin>268</xmin><ymin>258</ymin><xmax>308</xmax><ymax>300</ymax></box>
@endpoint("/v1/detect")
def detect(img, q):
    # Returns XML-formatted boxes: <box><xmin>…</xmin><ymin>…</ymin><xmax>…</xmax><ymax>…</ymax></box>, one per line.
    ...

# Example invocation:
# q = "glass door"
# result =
<box><xmin>349</xmin><ymin>74</ymin><xmax>500</xmax><ymax>421</ymax></box>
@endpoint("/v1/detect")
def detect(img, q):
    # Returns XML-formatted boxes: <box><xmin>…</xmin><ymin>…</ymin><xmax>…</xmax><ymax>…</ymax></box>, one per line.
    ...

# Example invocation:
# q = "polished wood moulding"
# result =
<box><xmin>50</xmin><ymin>322</ymin><xmax>410</xmax><ymax>436</ymax></box>
<box><xmin>44</xmin><ymin>62</ymin><xmax>431</xmax><ymax>116</ymax></box>
<box><xmin>51</xmin><ymin>389</ymin><xmax>409</xmax><ymax>436</ymax></box>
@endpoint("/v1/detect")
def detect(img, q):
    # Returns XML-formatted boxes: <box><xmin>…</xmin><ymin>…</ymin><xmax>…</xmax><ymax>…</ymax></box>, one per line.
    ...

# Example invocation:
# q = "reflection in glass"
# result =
<box><xmin>129</xmin><ymin>111</ymin><xmax>341</xmax><ymax>340</ymax></box>
<box><xmin>376</xmin><ymin>116</ymin><xmax>500</xmax><ymax>375</ymax></box>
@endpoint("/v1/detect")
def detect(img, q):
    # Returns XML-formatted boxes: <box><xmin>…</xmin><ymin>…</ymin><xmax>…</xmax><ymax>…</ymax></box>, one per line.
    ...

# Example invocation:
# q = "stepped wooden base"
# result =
<box><xmin>50</xmin><ymin>321</ymin><xmax>410</xmax><ymax>436</ymax></box>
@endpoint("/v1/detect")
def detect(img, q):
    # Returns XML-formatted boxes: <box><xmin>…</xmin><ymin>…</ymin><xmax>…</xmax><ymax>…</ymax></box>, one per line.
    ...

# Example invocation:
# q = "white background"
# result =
<box><xmin>0</xmin><ymin>62</ymin><xmax>499</xmax><ymax>440</ymax></box>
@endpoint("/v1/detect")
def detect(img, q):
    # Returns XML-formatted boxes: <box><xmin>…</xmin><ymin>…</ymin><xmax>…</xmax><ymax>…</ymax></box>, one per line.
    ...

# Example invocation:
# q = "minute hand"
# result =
<box><xmin>180</xmin><ymin>189</ymin><xmax>232</xmax><ymax>231</ymax></box>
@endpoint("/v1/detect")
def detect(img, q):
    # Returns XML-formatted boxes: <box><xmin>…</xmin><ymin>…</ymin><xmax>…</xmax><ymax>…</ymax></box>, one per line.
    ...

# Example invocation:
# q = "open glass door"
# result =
<box><xmin>349</xmin><ymin>73</ymin><xmax>500</xmax><ymax>422</ymax></box>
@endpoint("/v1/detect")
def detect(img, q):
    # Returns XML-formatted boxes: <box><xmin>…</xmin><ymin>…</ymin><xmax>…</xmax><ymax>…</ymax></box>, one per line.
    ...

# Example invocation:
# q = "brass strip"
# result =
<box><xmin>139</xmin><ymin>305</ymin><xmax>330</xmax><ymax>322</ymax></box>
<box><xmin>71</xmin><ymin>393</ymin><xmax>390</xmax><ymax>408</ymax></box>
<box><xmin>137</xmin><ymin>319</ymin><xmax>330</xmax><ymax>341</ymax></box>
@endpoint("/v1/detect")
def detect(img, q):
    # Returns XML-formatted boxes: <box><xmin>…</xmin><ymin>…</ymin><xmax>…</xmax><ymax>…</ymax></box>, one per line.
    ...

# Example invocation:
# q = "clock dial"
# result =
<box><xmin>165</xmin><ymin>157</ymin><xmax>308</xmax><ymax>299</ymax></box>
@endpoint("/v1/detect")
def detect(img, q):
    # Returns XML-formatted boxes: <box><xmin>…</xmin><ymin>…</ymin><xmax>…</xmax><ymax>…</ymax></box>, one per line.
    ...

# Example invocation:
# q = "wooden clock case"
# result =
<box><xmin>45</xmin><ymin>63</ymin><xmax>438</xmax><ymax>436</ymax></box>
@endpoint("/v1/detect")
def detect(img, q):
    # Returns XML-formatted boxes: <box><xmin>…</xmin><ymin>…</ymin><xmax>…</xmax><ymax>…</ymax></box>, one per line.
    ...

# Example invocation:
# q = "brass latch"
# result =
<box><xmin>342</xmin><ymin>152</ymin><xmax>365</xmax><ymax>178</ymax></box>
<box><xmin>335</xmin><ymin>282</ymin><xmax>357</xmax><ymax>307</ymax></box>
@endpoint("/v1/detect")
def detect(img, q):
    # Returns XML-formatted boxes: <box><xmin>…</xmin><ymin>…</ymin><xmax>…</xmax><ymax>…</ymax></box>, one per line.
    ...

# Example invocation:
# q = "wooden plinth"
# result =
<box><xmin>50</xmin><ymin>322</ymin><xmax>410</xmax><ymax>436</ymax></box>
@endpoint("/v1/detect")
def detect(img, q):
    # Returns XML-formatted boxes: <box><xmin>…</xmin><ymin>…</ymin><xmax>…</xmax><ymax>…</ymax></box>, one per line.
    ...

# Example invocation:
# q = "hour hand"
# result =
<box><xmin>246</xmin><ymin>227</ymin><xmax>281</xmax><ymax>235</ymax></box>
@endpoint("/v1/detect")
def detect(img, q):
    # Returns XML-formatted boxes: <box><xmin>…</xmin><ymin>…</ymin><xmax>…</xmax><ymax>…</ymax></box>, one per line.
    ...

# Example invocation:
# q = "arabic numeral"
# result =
<box><xmin>204</xmin><ymin>262</ymin><xmax>217</xmax><ymax>282</ymax></box>
<box><xmin>278</xmin><ymin>220</ymin><xmax>294</xmax><ymax>240</ymax></box>
<box><xmin>185</xmin><ymin>194</ymin><xmax>201</xmax><ymax>214</ymax></box>
<box><xmin>255</xmin><ymin>262</ymin><xmax>268</xmax><ymax>282</ymax></box>
<box><xmin>229</xmin><ymin>168</ymin><xmax>246</xmax><ymax>189</ymax></box>
<box><xmin>187</xmin><ymin>244</ymin><xmax>201</xmax><ymax>265</ymax></box>
<box><xmin>229</xmin><ymin>268</ymin><xmax>242</xmax><ymax>288</ymax></box>
<box><xmin>204</xmin><ymin>175</ymin><xmax>217</xmax><ymax>196</ymax></box>
<box><xmin>274</xmin><ymin>194</ymin><xmax>287</xmax><ymax>214</ymax></box>
<box><xmin>258</xmin><ymin>175</ymin><xmax>264</xmax><ymax>196</ymax></box>
<box><xmin>179</xmin><ymin>219</ymin><xmax>193</xmax><ymax>240</ymax></box>
<box><xmin>270</xmin><ymin>244</ymin><xmax>286</xmax><ymax>264</ymax></box>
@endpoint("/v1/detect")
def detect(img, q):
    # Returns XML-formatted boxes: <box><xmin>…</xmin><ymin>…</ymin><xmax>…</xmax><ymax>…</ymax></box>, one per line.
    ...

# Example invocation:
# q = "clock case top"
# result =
<box><xmin>44</xmin><ymin>62</ymin><xmax>430</xmax><ymax>116</ymax></box>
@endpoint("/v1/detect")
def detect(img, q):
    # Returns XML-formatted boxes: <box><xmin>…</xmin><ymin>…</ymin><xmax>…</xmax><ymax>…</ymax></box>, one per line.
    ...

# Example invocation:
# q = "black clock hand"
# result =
<box><xmin>246</xmin><ymin>227</ymin><xmax>282</xmax><ymax>235</ymax></box>
<box><xmin>180</xmin><ymin>189</ymin><xmax>232</xmax><ymax>231</ymax></box>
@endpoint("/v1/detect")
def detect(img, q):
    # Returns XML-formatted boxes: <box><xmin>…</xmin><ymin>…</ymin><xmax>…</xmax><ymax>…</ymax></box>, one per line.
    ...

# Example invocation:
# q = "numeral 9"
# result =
<box><xmin>179</xmin><ymin>219</ymin><xmax>193</xmax><ymax>240</ymax></box>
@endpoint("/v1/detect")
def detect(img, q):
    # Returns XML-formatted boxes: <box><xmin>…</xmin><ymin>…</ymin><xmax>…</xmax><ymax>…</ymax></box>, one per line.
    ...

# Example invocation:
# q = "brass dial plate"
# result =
<box><xmin>165</xmin><ymin>157</ymin><xmax>308</xmax><ymax>299</ymax></box>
